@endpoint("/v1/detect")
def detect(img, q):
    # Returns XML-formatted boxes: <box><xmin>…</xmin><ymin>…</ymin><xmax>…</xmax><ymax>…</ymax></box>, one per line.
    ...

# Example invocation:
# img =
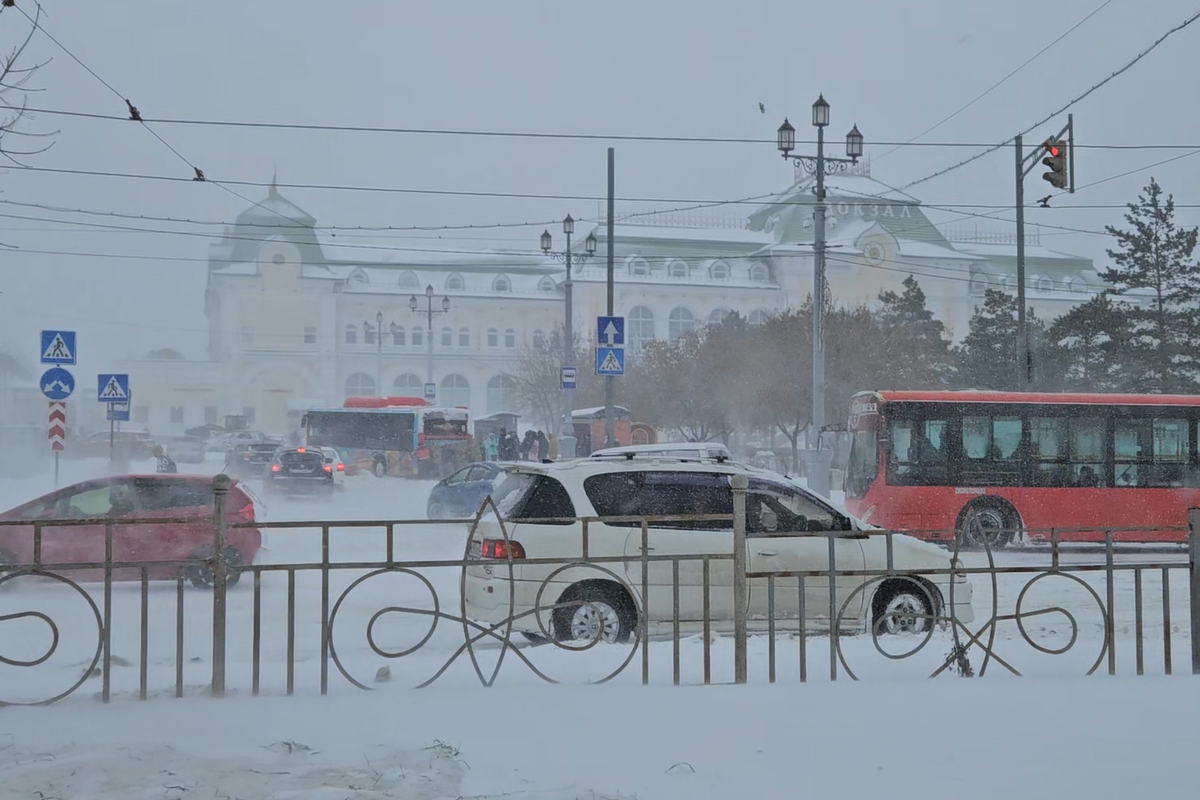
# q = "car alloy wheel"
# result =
<box><xmin>568</xmin><ymin>600</ymin><xmax>621</xmax><ymax>644</ymax></box>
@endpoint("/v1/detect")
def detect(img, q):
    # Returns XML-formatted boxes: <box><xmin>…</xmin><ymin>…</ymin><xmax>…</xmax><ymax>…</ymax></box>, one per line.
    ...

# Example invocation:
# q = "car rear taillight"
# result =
<box><xmin>238</xmin><ymin>502</ymin><xmax>255</xmax><ymax>521</ymax></box>
<box><xmin>336</xmin><ymin>463</ymin><xmax>344</xmax><ymax>471</ymax></box>
<box><xmin>480</xmin><ymin>538</ymin><xmax>525</xmax><ymax>559</ymax></box>
<box><xmin>297</xmin><ymin>447</ymin><xmax>306</xmax><ymax>453</ymax></box>
<box><xmin>323</xmin><ymin>464</ymin><xmax>332</xmax><ymax>473</ymax></box>
<box><xmin>271</xmin><ymin>464</ymin><xmax>281</xmax><ymax>472</ymax></box>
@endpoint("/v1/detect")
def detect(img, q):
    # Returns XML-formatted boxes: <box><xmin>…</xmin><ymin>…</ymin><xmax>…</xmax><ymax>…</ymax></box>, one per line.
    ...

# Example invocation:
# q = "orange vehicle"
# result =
<box><xmin>843</xmin><ymin>390</ymin><xmax>1200</xmax><ymax>547</ymax></box>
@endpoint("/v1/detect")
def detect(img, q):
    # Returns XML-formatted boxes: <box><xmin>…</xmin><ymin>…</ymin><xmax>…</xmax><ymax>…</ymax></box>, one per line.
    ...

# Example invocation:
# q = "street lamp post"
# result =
<box><xmin>363</xmin><ymin>310</ymin><xmax>384</xmax><ymax>395</ymax></box>
<box><xmin>540</xmin><ymin>217</ymin><xmax>597</xmax><ymax>459</ymax></box>
<box><xmin>409</xmin><ymin>285</ymin><xmax>451</xmax><ymax>402</ymax></box>
<box><xmin>776</xmin><ymin>95</ymin><xmax>864</xmax><ymax>498</ymax></box>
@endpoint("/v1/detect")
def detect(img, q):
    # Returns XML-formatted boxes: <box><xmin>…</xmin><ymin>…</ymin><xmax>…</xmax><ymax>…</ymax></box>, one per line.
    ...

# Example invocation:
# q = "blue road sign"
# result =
<box><xmin>40</xmin><ymin>367</ymin><xmax>75</xmax><ymax>400</ymax></box>
<box><xmin>424</xmin><ymin>382</ymin><xmax>437</xmax><ymax>400</ymax></box>
<box><xmin>597</xmin><ymin>316</ymin><xmax>625</xmax><ymax>347</ymax></box>
<box><xmin>561</xmin><ymin>365</ymin><xmax>577</xmax><ymax>390</ymax></box>
<box><xmin>97</xmin><ymin>373</ymin><xmax>130</xmax><ymax>402</ymax></box>
<box><xmin>40</xmin><ymin>330</ymin><xmax>77</xmax><ymax>365</ymax></box>
<box><xmin>107</xmin><ymin>401</ymin><xmax>131</xmax><ymax>422</ymax></box>
<box><xmin>595</xmin><ymin>347</ymin><xmax>625</xmax><ymax>376</ymax></box>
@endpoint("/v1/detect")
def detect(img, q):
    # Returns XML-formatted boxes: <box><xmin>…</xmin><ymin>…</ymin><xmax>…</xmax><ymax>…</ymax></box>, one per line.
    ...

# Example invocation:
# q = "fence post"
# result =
<box><xmin>211</xmin><ymin>474</ymin><xmax>230</xmax><ymax>697</ymax></box>
<box><xmin>1189</xmin><ymin>508</ymin><xmax>1200</xmax><ymax>675</ymax></box>
<box><xmin>731</xmin><ymin>473</ymin><xmax>748</xmax><ymax>684</ymax></box>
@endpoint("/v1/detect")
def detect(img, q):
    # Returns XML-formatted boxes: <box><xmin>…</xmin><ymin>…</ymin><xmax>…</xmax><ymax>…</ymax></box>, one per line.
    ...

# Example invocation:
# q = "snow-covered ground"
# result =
<box><xmin>1</xmin><ymin>456</ymin><xmax>1196</xmax><ymax>796</ymax></box>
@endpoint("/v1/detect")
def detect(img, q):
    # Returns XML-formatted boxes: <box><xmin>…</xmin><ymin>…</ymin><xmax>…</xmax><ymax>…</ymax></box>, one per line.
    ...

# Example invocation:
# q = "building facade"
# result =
<box><xmin>109</xmin><ymin>166</ymin><xmax>1100</xmax><ymax>438</ymax></box>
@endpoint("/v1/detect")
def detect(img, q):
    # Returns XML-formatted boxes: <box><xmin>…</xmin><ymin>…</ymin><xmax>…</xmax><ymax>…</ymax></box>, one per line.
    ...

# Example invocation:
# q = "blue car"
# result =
<box><xmin>426</xmin><ymin>462</ymin><xmax>505</xmax><ymax>520</ymax></box>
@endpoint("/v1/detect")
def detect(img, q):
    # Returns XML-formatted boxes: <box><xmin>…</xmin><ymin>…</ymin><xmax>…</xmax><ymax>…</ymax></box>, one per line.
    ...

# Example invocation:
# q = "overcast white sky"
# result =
<box><xmin>1</xmin><ymin>0</ymin><xmax>1198</xmax><ymax>371</ymax></box>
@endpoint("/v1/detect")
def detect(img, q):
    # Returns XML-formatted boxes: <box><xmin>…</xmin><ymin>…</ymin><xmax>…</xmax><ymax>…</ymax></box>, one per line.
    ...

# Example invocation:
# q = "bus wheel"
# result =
<box><xmin>957</xmin><ymin>500</ymin><xmax>1016</xmax><ymax>550</ymax></box>
<box><xmin>372</xmin><ymin>459</ymin><xmax>387</xmax><ymax>478</ymax></box>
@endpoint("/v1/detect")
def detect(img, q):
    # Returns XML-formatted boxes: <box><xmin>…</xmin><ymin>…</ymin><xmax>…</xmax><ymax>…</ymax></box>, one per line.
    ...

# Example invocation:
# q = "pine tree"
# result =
<box><xmin>1042</xmin><ymin>294</ymin><xmax>1134</xmax><ymax>391</ymax></box>
<box><xmin>1102</xmin><ymin>178</ymin><xmax>1200</xmax><ymax>392</ymax></box>
<box><xmin>954</xmin><ymin>289</ymin><xmax>1046</xmax><ymax>390</ymax></box>
<box><xmin>874</xmin><ymin>276</ymin><xmax>955</xmax><ymax>389</ymax></box>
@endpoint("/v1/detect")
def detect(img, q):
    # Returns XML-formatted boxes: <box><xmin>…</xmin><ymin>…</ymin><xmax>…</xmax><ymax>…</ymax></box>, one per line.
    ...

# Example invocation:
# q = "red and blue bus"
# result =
<box><xmin>844</xmin><ymin>390</ymin><xmax>1200</xmax><ymax>546</ymax></box>
<box><xmin>302</xmin><ymin>397</ymin><xmax>473</xmax><ymax>480</ymax></box>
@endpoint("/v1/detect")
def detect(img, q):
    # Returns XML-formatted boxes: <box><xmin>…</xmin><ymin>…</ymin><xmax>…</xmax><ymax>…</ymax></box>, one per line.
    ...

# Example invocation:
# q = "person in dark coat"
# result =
<box><xmin>536</xmin><ymin>430</ymin><xmax>551</xmax><ymax>461</ymax></box>
<box><xmin>498</xmin><ymin>429</ymin><xmax>516</xmax><ymax>461</ymax></box>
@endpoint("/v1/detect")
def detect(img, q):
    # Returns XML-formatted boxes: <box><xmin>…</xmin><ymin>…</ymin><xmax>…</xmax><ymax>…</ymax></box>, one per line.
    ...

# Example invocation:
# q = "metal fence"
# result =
<box><xmin>1</xmin><ymin>474</ymin><xmax>1198</xmax><ymax>706</ymax></box>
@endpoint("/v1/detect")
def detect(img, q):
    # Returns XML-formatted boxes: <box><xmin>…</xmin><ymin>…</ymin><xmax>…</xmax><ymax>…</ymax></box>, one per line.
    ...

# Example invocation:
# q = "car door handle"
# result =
<box><xmin>758</xmin><ymin>550</ymin><xmax>778</xmax><ymax>557</ymax></box>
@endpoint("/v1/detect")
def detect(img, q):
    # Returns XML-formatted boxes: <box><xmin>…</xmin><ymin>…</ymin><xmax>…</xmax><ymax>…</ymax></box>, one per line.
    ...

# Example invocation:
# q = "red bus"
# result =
<box><xmin>843</xmin><ymin>390</ymin><xmax>1200</xmax><ymax>546</ymax></box>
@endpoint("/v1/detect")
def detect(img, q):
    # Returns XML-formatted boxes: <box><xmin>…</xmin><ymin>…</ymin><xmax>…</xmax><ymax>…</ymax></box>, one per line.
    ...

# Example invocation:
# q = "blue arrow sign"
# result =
<box><xmin>595</xmin><ymin>347</ymin><xmax>625</xmax><ymax>376</ymax></box>
<box><xmin>597</xmin><ymin>316</ymin><xmax>624</xmax><ymax>346</ymax></box>
<box><xmin>40</xmin><ymin>330</ymin><xmax>77</xmax><ymax>365</ymax></box>
<box><xmin>40</xmin><ymin>367</ymin><xmax>75</xmax><ymax>400</ymax></box>
<box><xmin>97</xmin><ymin>373</ymin><xmax>130</xmax><ymax>402</ymax></box>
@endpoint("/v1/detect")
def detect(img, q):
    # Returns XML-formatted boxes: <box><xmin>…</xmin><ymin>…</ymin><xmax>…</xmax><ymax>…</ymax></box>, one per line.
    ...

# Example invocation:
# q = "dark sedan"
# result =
<box><xmin>264</xmin><ymin>447</ymin><xmax>335</xmax><ymax>497</ymax></box>
<box><xmin>426</xmin><ymin>462</ymin><xmax>505</xmax><ymax>519</ymax></box>
<box><xmin>225</xmin><ymin>443</ymin><xmax>280</xmax><ymax>479</ymax></box>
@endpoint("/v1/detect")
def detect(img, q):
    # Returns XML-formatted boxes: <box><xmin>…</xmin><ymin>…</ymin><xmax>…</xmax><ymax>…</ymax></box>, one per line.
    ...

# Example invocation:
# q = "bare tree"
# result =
<box><xmin>1</xmin><ymin>3</ymin><xmax>56</xmax><ymax>165</ymax></box>
<box><xmin>508</xmin><ymin>324</ymin><xmax>590</xmax><ymax>434</ymax></box>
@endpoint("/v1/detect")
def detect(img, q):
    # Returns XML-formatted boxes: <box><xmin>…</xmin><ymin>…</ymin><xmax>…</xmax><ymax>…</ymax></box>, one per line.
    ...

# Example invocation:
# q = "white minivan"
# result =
<box><xmin>464</xmin><ymin>458</ymin><xmax>973</xmax><ymax>644</ymax></box>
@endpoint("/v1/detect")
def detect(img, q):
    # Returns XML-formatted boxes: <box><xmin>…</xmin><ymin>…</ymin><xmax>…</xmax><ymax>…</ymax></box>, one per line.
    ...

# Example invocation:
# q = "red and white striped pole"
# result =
<box><xmin>48</xmin><ymin>400</ymin><xmax>66</xmax><ymax>488</ymax></box>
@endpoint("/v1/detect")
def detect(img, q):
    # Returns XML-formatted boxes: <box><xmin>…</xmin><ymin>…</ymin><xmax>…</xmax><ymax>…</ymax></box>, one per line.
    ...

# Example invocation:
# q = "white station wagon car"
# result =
<box><xmin>464</xmin><ymin>458</ymin><xmax>974</xmax><ymax>644</ymax></box>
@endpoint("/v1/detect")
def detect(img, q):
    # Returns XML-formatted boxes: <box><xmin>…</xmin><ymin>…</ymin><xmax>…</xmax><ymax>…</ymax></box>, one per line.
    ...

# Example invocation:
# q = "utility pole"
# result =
<box><xmin>541</xmin><ymin>218</ymin><xmax>597</xmax><ymax>460</ymax></box>
<box><xmin>776</xmin><ymin>97</ymin><xmax>863</xmax><ymax>498</ymax></box>
<box><xmin>409</xmin><ymin>285</ymin><xmax>450</xmax><ymax>401</ymax></box>
<box><xmin>1015</xmin><ymin>114</ymin><xmax>1074</xmax><ymax>389</ymax></box>
<box><xmin>604</xmin><ymin>147</ymin><xmax>616</xmax><ymax>448</ymax></box>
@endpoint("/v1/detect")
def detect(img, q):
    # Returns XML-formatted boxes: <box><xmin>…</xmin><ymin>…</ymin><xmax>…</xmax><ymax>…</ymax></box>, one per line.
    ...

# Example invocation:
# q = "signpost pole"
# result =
<box><xmin>604</xmin><ymin>147</ymin><xmax>616</xmax><ymax>448</ymax></box>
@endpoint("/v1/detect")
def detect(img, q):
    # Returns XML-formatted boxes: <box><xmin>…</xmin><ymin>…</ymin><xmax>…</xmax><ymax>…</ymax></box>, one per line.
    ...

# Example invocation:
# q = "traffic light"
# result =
<box><xmin>1042</xmin><ymin>139</ymin><xmax>1067</xmax><ymax>189</ymax></box>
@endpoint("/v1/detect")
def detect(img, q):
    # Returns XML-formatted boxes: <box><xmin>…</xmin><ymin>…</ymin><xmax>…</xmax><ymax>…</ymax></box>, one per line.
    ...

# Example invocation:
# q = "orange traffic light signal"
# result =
<box><xmin>1042</xmin><ymin>139</ymin><xmax>1067</xmax><ymax>189</ymax></box>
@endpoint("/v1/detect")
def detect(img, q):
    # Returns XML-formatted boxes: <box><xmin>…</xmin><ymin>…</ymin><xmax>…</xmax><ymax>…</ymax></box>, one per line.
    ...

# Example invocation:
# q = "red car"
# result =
<box><xmin>0</xmin><ymin>475</ymin><xmax>262</xmax><ymax>587</ymax></box>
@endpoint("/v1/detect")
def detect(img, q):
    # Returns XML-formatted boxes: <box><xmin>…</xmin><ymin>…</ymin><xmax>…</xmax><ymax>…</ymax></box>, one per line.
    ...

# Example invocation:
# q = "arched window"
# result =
<box><xmin>345</xmin><ymin>324</ymin><xmax>358</xmax><ymax>345</ymax></box>
<box><xmin>708</xmin><ymin>308</ymin><xmax>732</xmax><ymax>326</ymax></box>
<box><xmin>363</xmin><ymin>322</ymin><xmax>378</xmax><ymax>346</ymax></box>
<box><xmin>440</xmin><ymin>374</ymin><xmax>470</xmax><ymax>408</ymax></box>
<box><xmin>390</xmin><ymin>324</ymin><xmax>405</xmax><ymax>346</ymax></box>
<box><xmin>538</xmin><ymin>276</ymin><xmax>556</xmax><ymax>293</ymax></box>
<box><xmin>399</xmin><ymin>270</ymin><xmax>420</xmax><ymax>290</ymax></box>
<box><xmin>445</xmin><ymin>273</ymin><xmax>465</xmax><ymax>291</ymax></box>
<box><xmin>487</xmin><ymin>374</ymin><xmax>517</xmax><ymax>413</ymax></box>
<box><xmin>487</xmin><ymin>328</ymin><xmax>499</xmax><ymax>348</ymax></box>
<box><xmin>412</xmin><ymin>326</ymin><xmax>424</xmax><ymax>347</ymax></box>
<box><xmin>708</xmin><ymin>260</ymin><xmax>731</xmax><ymax>280</ymax></box>
<box><xmin>628</xmin><ymin>305</ymin><xmax>655</xmax><ymax>350</ymax></box>
<box><xmin>748</xmin><ymin>308</ymin><xmax>770</xmax><ymax>327</ymax></box>
<box><xmin>504</xmin><ymin>328</ymin><xmax>516</xmax><ymax>348</ymax></box>
<box><xmin>749</xmin><ymin>263</ymin><xmax>769</xmax><ymax>282</ymax></box>
<box><xmin>626</xmin><ymin>256</ymin><xmax>650</xmax><ymax>276</ymax></box>
<box><xmin>969</xmin><ymin>274</ymin><xmax>991</xmax><ymax>297</ymax></box>
<box><xmin>532</xmin><ymin>329</ymin><xmax>547</xmax><ymax>351</ymax></box>
<box><xmin>393</xmin><ymin>373</ymin><xmax>422</xmax><ymax>393</ymax></box>
<box><xmin>667</xmin><ymin>259</ymin><xmax>690</xmax><ymax>278</ymax></box>
<box><xmin>344</xmin><ymin>372</ymin><xmax>375</xmax><ymax>398</ymax></box>
<box><xmin>459</xmin><ymin>327</ymin><xmax>470</xmax><ymax>347</ymax></box>
<box><xmin>1036</xmin><ymin>276</ymin><xmax>1055</xmax><ymax>293</ymax></box>
<box><xmin>668</xmin><ymin>307</ymin><xmax>695</xmax><ymax>341</ymax></box>
<box><xmin>492</xmin><ymin>274</ymin><xmax>511</xmax><ymax>292</ymax></box>
<box><xmin>349</xmin><ymin>269</ymin><xmax>368</xmax><ymax>286</ymax></box>
<box><xmin>441</xmin><ymin>327</ymin><xmax>453</xmax><ymax>347</ymax></box>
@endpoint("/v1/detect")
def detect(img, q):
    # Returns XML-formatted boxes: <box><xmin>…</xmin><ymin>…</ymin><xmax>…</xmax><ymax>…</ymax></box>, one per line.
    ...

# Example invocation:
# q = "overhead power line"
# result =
<box><xmin>875</xmin><ymin>0</ymin><xmax>1114</xmax><ymax>162</ymax></box>
<box><xmin>22</xmin><ymin>103</ymin><xmax>1200</xmax><ymax>152</ymax></box>
<box><xmin>889</xmin><ymin>8</ymin><xmax>1200</xmax><ymax>194</ymax></box>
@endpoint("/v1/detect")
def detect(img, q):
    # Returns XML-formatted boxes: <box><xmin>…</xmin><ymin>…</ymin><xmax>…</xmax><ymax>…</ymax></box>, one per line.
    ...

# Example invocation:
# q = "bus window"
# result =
<box><xmin>1031</xmin><ymin>417</ymin><xmax>1070</xmax><ymax>487</ymax></box>
<box><xmin>845</xmin><ymin>429</ymin><xmax>878</xmax><ymax>499</ymax></box>
<box><xmin>1070</xmin><ymin>417</ymin><xmax>1106</xmax><ymax>487</ymax></box>
<box><xmin>886</xmin><ymin>418</ymin><xmax>948</xmax><ymax>485</ymax></box>
<box><xmin>1117</xmin><ymin>417</ymin><xmax>1189</xmax><ymax>488</ymax></box>
<box><xmin>961</xmin><ymin>415</ymin><xmax>1023</xmax><ymax>486</ymax></box>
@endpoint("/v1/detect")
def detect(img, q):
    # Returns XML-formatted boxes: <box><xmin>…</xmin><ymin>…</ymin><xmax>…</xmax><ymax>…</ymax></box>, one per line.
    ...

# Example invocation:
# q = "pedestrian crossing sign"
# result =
<box><xmin>595</xmin><ymin>347</ymin><xmax>625</xmax><ymax>376</ymax></box>
<box><xmin>40</xmin><ymin>330</ymin><xmax>77</xmax><ymax>365</ymax></box>
<box><xmin>97</xmin><ymin>373</ymin><xmax>130</xmax><ymax>402</ymax></box>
